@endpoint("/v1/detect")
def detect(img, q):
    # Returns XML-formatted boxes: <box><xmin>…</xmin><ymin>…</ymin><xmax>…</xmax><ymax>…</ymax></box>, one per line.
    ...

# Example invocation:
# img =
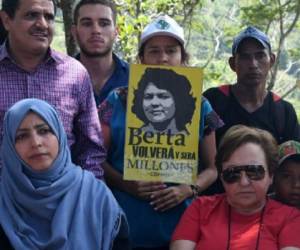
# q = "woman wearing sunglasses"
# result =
<box><xmin>171</xmin><ymin>125</ymin><xmax>300</xmax><ymax>250</ymax></box>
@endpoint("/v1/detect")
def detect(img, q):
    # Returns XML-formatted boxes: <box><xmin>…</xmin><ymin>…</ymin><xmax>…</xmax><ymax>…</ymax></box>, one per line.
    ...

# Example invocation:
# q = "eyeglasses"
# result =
<box><xmin>221</xmin><ymin>165</ymin><xmax>266</xmax><ymax>184</ymax></box>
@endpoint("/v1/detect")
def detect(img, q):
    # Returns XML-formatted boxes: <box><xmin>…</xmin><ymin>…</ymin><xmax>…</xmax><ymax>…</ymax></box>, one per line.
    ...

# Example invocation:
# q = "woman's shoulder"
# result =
<box><xmin>194</xmin><ymin>194</ymin><xmax>225</xmax><ymax>207</ymax></box>
<box><xmin>190</xmin><ymin>194</ymin><xmax>226</xmax><ymax>219</ymax></box>
<box><xmin>267</xmin><ymin>199</ymin><xmax>300</xmax><ymax>216</ymax></box>
<box><xmin>265</xmin><ymin>199</ymin><xmax>300</xmax><ymax>226</ymax></box>
<box><xmin>265</xmin><ymin>199</ymin><xmax>300</xmax><ymax>247</ymax></box>
<box><xmin>82</xmin><ymin>170</ymin><xmax>114</xmax><ymax>193</ymax></box>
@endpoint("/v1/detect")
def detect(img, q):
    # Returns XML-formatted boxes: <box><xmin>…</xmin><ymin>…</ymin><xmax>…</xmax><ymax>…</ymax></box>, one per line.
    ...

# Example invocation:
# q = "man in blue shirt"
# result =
<box><xmin>72</xmin><ymin>0</ymin><xmax>129</xmax><ymax>105</ymax></box>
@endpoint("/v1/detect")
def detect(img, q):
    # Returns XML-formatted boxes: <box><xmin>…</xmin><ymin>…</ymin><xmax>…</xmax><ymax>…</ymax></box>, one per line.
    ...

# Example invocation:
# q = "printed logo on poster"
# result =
<box><xmin>124</xmin><ymin>64</ymin><xmax>203</xmax><ymax>184</ymax></box>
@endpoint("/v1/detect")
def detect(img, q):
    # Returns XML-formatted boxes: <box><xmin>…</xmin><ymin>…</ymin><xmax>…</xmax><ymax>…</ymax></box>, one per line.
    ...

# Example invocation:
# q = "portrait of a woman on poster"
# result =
<box><xmin>132</xmin><ymin>68</ymin><xmax>196</xmax><ymax>136</ymax></box>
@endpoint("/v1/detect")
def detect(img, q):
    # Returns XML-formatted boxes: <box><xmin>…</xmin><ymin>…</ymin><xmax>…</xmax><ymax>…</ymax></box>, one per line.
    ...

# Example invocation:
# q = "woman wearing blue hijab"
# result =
<box><xmin>0</xmin><ymin>98</ymin><xmax>129</xmax><ymax>250</ymax></box>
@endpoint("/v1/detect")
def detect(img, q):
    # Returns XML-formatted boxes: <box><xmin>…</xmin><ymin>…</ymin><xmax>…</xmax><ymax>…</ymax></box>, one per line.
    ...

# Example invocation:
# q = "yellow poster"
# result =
<box><xmin>124</xmin><ymin>64</ymin><xmax>203</xmax><ymax>184</ymax></box>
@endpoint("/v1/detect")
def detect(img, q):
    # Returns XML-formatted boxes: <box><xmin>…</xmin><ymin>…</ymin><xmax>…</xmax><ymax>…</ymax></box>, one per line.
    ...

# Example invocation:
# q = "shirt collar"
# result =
<box><xmin>112</xmin><ymin>53</ymin><xmax>128</xmax><ymax>70</ymax></box>
<box><xmin>0</xmin><ymin>42</ymin><xmax>10</xmax><ymax>61</ymax></box>
<box><xmin>47</xmin><ymin>48</ymin><xmax>65</xmax><ymax>64</ymax></box>
<box><xmin>0</xmin><ymin>41</ymin><xmax>64</xmax><ymax>65</ymax></box>
<box><xmin>75</xmin><ymin>52</ymin><xmax>128</xmax><ymax>70</ymax></box>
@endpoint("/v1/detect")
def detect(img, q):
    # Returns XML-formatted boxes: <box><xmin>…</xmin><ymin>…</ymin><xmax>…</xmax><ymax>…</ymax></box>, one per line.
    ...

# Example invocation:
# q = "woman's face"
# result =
<box><xmin>15</xmin><ymin>112</ymin><xmax>59</xmax><ymax>171</ymax></box>
<box><xmin>221</xmin><ymin>143</ymin><xmax>273</xmax><ymax>213</ymax></box>
<box><xmin>140</xmin><ymin>36</ymin><xmax>182</xmax><ymax>66</ymax></box>
<box><xmin>143</xmin><ymin>83</ymin><xmax>176</xmax><ymax>124</ymax></box>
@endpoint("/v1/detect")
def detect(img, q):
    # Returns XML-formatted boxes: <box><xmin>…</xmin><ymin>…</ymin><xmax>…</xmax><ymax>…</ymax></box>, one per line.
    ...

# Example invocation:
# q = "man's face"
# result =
<box><xmin>72</xmin><ymin>4</ymin><xmax>117</xmax><ymax>57</ymax></box>
<box><xmin>229</xmin><ymin>38</ymin><xmax>275</xmax><ymax>87</ymax></box>
<box><xmin>1</xmin><ymin>0</ymin><xmax>55</xmax><ymax>57</ymax></box>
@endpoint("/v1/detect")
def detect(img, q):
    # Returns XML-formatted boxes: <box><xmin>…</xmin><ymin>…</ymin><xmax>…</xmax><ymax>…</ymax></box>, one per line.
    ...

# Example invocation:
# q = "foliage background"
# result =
<box><xmin>1</xmin><ymin>0</ymin><xmax>300</xmax><ymax>118</ymax></box>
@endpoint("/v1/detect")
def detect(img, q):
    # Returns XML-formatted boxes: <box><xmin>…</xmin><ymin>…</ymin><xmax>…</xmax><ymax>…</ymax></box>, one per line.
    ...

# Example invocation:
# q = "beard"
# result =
<box><xmin>80</xmin><ymin>45</ymin><xmax>112</xmax><ymax>58</ymax></box>
<box><xmin>76</xmin><ymin>36</ymin><xmax>114</xmax><ymax>58</ymax></box>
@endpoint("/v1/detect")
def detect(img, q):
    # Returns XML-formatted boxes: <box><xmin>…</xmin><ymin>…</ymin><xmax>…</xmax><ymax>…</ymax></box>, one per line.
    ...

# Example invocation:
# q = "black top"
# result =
<box><xmin>203</xmin><ymin>84</ymin><xmax>300</xmax><ymax>145</ymax></box>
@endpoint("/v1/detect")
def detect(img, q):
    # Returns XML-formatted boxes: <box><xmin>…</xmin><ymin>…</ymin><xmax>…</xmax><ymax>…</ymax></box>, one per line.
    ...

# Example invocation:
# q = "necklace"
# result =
<box><xmin>226</xmin><ymin>203</ymin><xmax>266</xmax><ymax>250</ymax></box>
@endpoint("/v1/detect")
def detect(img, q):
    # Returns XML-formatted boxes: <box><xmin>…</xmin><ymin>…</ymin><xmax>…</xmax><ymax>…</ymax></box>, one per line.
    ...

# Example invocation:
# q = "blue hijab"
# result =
<box><xmin>0</xmin><ymin>98</ymin><xmax>122</xmax><ymax>250</ymax></box>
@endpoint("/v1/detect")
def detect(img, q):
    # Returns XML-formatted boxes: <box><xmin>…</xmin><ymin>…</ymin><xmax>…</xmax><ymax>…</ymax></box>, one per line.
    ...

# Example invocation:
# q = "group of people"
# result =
<box><xmin>0</xmin><ymin>0</ymin><xmax>299</xmax><ymax>249</ymax></box>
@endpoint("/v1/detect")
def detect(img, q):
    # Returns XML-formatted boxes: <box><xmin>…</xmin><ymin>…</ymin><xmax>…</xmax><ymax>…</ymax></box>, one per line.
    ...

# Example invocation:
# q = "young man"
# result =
<box><xmin>0</xmin><ymin>0</ymin><xmax>106</xmax><ymax>179</ymax></box>
<box><xmin>274</xmin><ymin>140</ymin><xmax>300</xmax><ymax>209</ymax></box>
<box><xmin>203</xmin><ymin>26</ymin><xmax>300</xmax><ymax>145</ymax></box>
<box><xmin>72</xmin><ymin>0</ymin><xmax>129</xmax><ymax>105</ymax></box>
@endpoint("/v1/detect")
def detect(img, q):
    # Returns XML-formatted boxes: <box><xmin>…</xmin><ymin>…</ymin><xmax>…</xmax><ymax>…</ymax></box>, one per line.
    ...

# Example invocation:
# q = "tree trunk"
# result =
<box><xmin>60</xmin><ymin>0</ymin><xmax>77</xmax><ymax>56</ymax></box>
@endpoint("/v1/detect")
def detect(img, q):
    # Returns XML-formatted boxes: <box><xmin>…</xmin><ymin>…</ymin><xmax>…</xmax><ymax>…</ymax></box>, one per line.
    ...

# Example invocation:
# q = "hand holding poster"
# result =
<box><xmin>124</xmin><ymin>64</ymin><xmax>203</xmax><ymax>184</ymax></box>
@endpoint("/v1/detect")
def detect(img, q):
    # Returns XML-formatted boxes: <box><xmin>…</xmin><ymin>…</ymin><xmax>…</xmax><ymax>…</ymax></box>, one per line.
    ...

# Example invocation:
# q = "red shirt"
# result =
<box><xmin>172</xmin><ymin>194</ymin><xmax>300</xmax><ymax>250</ymax></box>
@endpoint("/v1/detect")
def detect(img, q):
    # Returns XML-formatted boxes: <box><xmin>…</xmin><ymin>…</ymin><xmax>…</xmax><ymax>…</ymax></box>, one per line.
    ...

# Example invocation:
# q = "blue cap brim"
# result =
<box><xmin>232</xmin><ymin>36</ymin><xmax>271</xmax><ymax>54</ymax></box>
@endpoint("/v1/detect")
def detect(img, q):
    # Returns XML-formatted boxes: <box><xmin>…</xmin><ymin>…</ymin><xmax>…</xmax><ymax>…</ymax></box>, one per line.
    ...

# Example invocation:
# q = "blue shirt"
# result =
<box><xmin>99</xmin><ymin>87</ymin><xmax>223</xmax><ymax>248</ymax></box>
<box><xmin>96</xmin><ymin>53</ymin><xmax>129</xmax><ymax>105</ymax></box>
<box><xmin>76</xmin><ymin>53</ymin><xmax>129</xmax><ymax>105</ymax></box>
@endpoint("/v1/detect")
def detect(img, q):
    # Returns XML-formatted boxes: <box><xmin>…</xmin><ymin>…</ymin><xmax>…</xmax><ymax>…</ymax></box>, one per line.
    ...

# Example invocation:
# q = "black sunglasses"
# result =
<box><xmin>221</xmin><ymin>165</ymin><xmax>266</xmax><ymax>184</ymax></box>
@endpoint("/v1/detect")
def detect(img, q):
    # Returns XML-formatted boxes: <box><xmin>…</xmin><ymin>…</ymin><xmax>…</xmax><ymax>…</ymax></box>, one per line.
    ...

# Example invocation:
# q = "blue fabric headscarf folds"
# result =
<box><xmin>0</xmin><ymin>98</ymin><xmax>122</xmax><ymax>250</ymax></box>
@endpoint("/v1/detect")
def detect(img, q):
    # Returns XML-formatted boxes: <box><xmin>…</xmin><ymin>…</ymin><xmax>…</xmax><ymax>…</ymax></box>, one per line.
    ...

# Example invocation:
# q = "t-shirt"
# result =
<box><xmin>172</xmin><ymin>194</ymin><xmax>300</xmax><ymax>250</ymax></box>
<box><xmin>98</xmin><ymin>87</ymin><xmax>223</xmax><ymax>248</ymax></box>
<box><xmin>203</xmin><ymin>84</ymin><xmax>300</xmax><ymax>145</ymax></box>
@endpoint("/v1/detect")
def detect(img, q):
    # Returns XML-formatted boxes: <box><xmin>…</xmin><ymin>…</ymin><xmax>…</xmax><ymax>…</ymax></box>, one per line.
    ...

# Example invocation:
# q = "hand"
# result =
<box><xmin>123</xmin><ymin>180</ymin><xmax>167</xmax><ymax>201</ymax></box>
<box><xmin>150</xmin><ymin>184</ymin><xmax>193</xmax><ymax>212</ymax></box>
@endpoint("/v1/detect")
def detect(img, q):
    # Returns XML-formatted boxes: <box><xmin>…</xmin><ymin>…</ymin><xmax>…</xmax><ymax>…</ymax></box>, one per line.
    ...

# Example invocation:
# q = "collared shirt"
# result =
<box><xmin>76</xmin><ymin>53</ymin><xmax>129</xmax><ymax>106</ymax></box>
<box><xmin>0</xmin><ymin>43</ymin><xmax>105</xmax><ymax>179</ymax></box>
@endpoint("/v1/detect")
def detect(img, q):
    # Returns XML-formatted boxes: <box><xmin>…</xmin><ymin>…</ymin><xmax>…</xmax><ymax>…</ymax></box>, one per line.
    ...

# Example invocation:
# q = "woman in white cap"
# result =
<box><xmin>98</xmin><ymin>14</ymin><xmax>223</xmax><ymax>250</ymax></box>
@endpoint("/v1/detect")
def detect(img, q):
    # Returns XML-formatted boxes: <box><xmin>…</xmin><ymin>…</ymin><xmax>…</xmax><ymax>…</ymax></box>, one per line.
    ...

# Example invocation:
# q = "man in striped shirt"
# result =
<box><xmin>0</xmin><ymin>0</ymin><xmax>106</xmax><ymax>178</ymax></box>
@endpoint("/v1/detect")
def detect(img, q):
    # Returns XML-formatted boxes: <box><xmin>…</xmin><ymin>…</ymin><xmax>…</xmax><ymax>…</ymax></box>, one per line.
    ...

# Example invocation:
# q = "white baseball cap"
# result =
<box><xmin>139</xmin><ymin>14</ymin><xmax>185</xmax><ymax>49</ymax></box>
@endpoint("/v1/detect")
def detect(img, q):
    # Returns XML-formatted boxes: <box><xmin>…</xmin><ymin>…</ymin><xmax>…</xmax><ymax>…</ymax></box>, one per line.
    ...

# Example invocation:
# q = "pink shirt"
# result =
<box><xmin>0</xmin><ymin>44</ymin><xmax>106</xmax><ymax>178</ymax></box>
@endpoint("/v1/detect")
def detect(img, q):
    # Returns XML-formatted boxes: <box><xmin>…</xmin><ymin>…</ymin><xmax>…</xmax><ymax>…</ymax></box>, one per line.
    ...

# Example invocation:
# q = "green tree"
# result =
<box><xmin>55</xmin><ymin>0</ymin><xmax>77</xmax><ymax>55</ymax></box>
<box><xmin>54</xmin><ymin>0</ymin><xmax>300</xmax><ymax>114</ymax></box>
<box><xmin>240</xmin><ymin>0</ymin><xmax>300</xmax><ymax>91</ymax></box>
<box><xmin>115</xmin><ymin>0</ymin><xmax>202</xmax><ymax>62</ymax></box>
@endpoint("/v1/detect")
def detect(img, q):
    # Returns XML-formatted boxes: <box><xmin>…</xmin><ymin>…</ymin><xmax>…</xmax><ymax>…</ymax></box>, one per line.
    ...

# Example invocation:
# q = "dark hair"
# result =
<box><xmin>278</xmin><ymin>155</ymin><xmax>300</xmax><ymax>170</ymax></box>
<box><xmin>138</xmin><ymin>41</ymin><xmax>189</xmax><ymax>65</ymax></box>
<box><xmin>1</xmin><ymin>0</ymin><xmax>57</xmax><ymax>18</ymax></box>
<box><xmin>0</xmin><ymin>21</ymin><xmax>7</xmax><ymax>45</ymax></box>
<box><xmin>131</xmin><ymin>68</ymin><xmax>196</xmax><ymax>132</ymax></box>
<box><xmin>235</xmin><ymin>38</ymin><xmax>272</xmax><ymax>55</ymax></box>
<box><xmin>73</xmin><ymin>0</ymin><xmax>117</xmax><ymax>25</ymax></box>
<box><xmin>0</xmin><ymin>0</ymin><xmax>57</xmax><ymax>43</ymax></box>
<box><xmin>216</xmin><ymin>125</ymin><xmax>278</xmax><ymax>176</ymax></box>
